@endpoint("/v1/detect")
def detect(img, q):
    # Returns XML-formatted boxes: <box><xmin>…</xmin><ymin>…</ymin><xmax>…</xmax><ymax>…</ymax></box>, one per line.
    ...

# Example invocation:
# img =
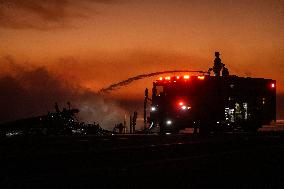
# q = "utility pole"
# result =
<box><xmin>129</xmin><ymin>115</ymin><xmax>132</xmax><ymax>134</ymax></box>
<box><xmin>124</xmin><ymin>113</ymin><xmax>127</xmax><ymax>133</ymax></box>
<box><xmin>133</xmin><ymin>111</ymin><xmax>137</xmax><ymax>133</ymax></box>
<box><xmin>144</xmin><ymin>88</ymin><xmax>148</xmax><ymax>130</ymax></box>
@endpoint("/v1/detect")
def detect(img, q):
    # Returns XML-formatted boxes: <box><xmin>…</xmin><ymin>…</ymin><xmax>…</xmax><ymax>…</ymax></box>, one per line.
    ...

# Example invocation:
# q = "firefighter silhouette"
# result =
<box><xmin>145</xmin><ymin>88</ymin><xmax>149</xmax><ymax>99</ymax></box>
<box><xmin>67</xmin><ymin>101</ymin><xmax>71</xmax><ymax>110</ymax></box>
<box><xmin>118</xmin><ymin>123</ymin><xmax>123</xmax><ymax>133</ymax></box>
<box><xmin>222</xmin><ymin>64</ymin><xmax>229</xmax><ymax>76</ymax></box>
<box><xmin>152</xmin><ymin>84</ymin><xmax>157</xmax><ymax>98</ymax></box>
<box><xmin>54</xmin><ymin>102</ymin><xmax>60</xmax><ymax>113</ymax></box>
<box><xmin>132</xmin><ymin>111</ymin><xmax>138</xmax><ymax>133</ymax></box>
<box><xmin>213</xmin><ymin>52</ymin><xmax>223</xmax><ymax>76</ymax></box>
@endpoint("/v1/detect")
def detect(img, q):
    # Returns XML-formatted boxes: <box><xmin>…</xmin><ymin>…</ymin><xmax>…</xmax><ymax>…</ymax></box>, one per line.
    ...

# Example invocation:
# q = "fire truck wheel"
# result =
<box><xmin>199</xmin><ymin>124</ymin><xmax>211</xmax><ymax>135</ymax></box>
<box><xmin>242</xmin><ymin>123</ymin><xmax>260</xmax><ymax>133</ymax></box>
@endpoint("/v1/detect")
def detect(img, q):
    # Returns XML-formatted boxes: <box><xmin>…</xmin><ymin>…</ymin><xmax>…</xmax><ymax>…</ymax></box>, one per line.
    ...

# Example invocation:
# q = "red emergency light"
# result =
<box><xmin>177</xmin><ymin>100</ymin><xmax>191</xmax><ymax>111</ymax></box>
<box><xmin>178</xmin><ymin>102</ymin><xmax>184</xmax><ymax>106</ymax></box>
<box><xmin>271</xmin><ymin>83</ymin><xmax>275</xmax><ymax>88</ymax></box>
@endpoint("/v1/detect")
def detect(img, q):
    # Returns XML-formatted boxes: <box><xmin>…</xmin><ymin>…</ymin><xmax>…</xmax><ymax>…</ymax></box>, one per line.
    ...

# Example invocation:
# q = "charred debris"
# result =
<box><xmin>0</xmin><ymin>102</ymin><xmax>111</xmax><ymax>137</ymax></box>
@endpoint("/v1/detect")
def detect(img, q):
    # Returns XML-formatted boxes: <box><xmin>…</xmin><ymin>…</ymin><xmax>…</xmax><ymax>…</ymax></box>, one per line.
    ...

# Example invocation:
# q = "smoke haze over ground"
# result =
<box><xmin>0</xmin><ymin>56</ymin><xmax>129</xmax><ymax>130</ymax></box>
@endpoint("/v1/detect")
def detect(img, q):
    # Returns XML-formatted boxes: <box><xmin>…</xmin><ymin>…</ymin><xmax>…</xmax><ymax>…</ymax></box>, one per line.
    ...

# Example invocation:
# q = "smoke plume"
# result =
<box><xmin>0</xmin><ymin>0</ymin><xmax>121</xmax><ymax>29</ymax></box>
<box><xmin>0</xmin><ymin>57</ymin><xmax>128</xmax><ymax>130</ymax></box>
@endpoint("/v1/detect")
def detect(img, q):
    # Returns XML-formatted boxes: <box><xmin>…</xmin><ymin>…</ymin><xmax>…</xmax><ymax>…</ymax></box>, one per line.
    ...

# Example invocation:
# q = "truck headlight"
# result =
<box><xmin>166</xmin><ymin>120</ymin><xmax>172</xmax><ymax>125</ymax></box>
<box><xmin>151</xmin><ymin>106</ymin><xmax>157</xmax><ymax>112</ymax></box>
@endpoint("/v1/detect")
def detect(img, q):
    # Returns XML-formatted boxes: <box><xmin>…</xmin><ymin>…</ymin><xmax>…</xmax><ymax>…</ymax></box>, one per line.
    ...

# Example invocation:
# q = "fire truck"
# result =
<box><xmin>149</xmin><ymin>53</ymin><xmax>276</xmax><ymax>134</ymax></box>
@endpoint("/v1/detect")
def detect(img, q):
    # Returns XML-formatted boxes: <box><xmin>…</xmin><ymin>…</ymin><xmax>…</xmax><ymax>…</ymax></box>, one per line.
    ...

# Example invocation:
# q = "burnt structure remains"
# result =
<box><xmin>0</xmin><ymin>103</ymin><xmax>110</xmax><ymax>137</ymax></box>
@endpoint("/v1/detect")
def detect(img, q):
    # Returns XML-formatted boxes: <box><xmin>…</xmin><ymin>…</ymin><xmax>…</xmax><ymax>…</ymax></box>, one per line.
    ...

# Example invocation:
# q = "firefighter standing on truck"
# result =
<box><xmin>213</xmin><ymin>52</ymin><xmax>223</xmax><ymax>76</ymax></box>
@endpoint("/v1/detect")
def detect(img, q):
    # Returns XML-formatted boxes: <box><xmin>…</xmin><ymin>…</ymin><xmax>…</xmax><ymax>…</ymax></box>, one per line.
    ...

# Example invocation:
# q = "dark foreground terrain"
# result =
<box><xmin>1</xmin><ymin>130</ymin><xmax>284</xmax><ymax>188</ymax></box>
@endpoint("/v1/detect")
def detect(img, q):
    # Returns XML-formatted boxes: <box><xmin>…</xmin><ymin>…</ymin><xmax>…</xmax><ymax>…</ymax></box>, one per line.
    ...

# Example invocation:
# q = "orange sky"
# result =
<box><xmin>0</xmin><ymin>0</ymin><xmax>283</xmax><ymax>119</ymax></box>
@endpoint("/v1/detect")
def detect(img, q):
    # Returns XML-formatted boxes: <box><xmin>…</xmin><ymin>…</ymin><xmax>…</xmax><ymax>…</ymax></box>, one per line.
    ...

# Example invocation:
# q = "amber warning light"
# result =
<box><xmin>183</xmin><ymin>75</ymin><xmax>190</xmax><ymax>79</ymax></box>
<box><xmin>198</xmin><ymin>76</ymin><xmax>205</xmax><ymax>80</ymax></box>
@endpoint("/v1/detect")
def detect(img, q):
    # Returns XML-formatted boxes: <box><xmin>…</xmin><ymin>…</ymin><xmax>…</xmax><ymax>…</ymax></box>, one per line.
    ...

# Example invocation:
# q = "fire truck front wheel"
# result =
<box><xmin>242</xmin><ymin>123</ymin><xmax>260</xmax><ymax>132</ymax></box>
<box><xmin>199</xmin><ymin>123</ymin><xmax>211</xmax><ymax>134</ymax></box>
